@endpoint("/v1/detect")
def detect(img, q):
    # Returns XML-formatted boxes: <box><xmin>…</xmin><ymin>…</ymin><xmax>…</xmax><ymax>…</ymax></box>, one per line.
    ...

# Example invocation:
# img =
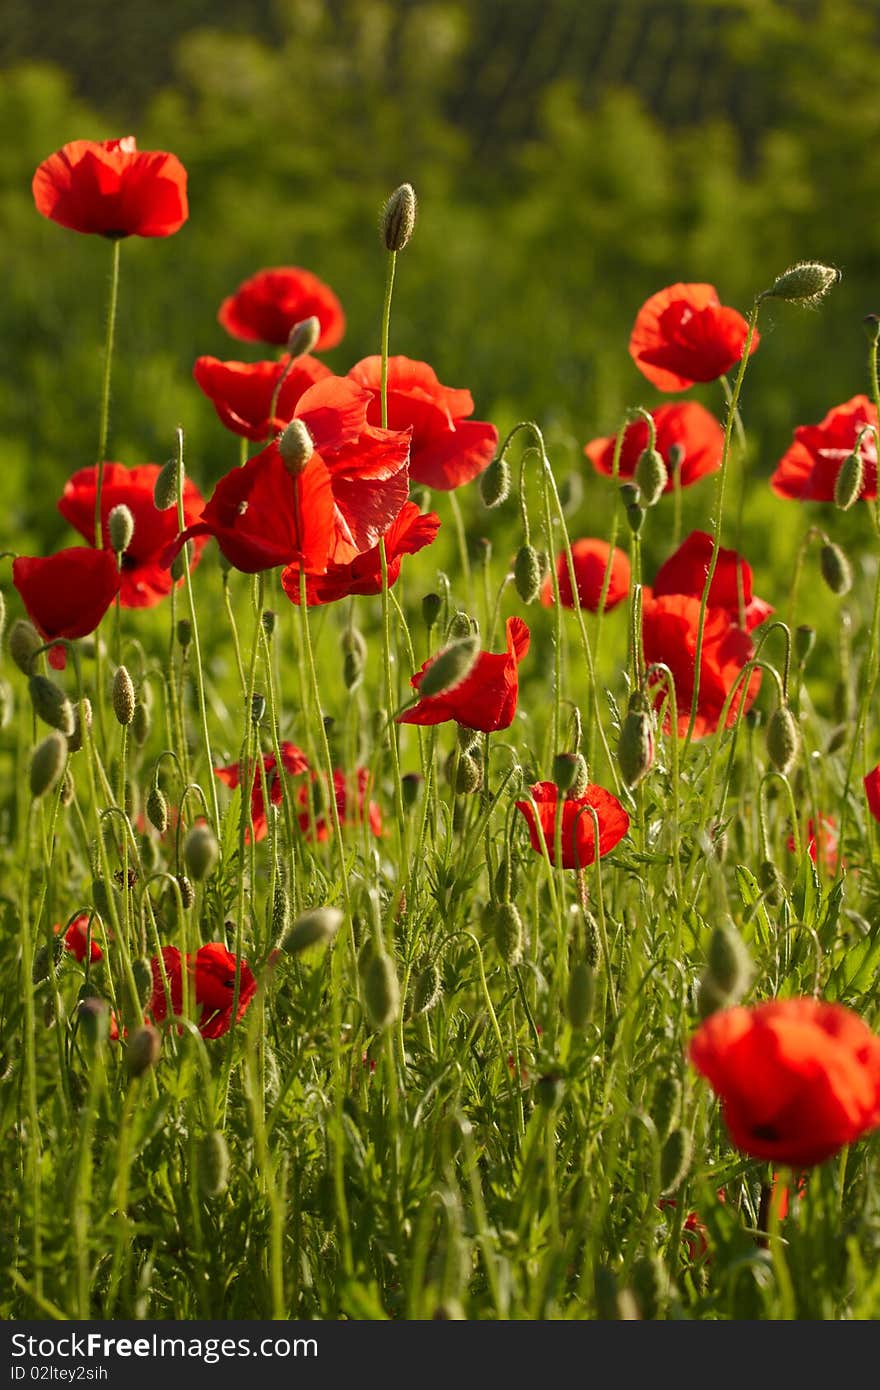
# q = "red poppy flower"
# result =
<box><xmin>56</xmin><ymin>916</ymin><xmax>102</xmax><ymax>964</ymax></box>
<box><xmin>770</xmin><ymin>395</ymin><xmax>878</xmax><ymax>503</ymax></box>
<box><xmin>689</xmin><ymin>998</ymin><xmax>880</xmax><ymax>1167</ymax></box>
<box><xmin>641</xmin><ymin>590</ymin><xmax>760</xmax><ymax>739</ymax></box>
<box><xmin>148</xmin><ymin>943</ymin><xmax>257</xmax><ymax>1040</ymax></box>
<box><xmin>653</xmin><ymin>531</ymin><xmax>773</xmax><ymax>632</ymax></box>
<box><xmin>218</xmin><ymin>267</ymin><xmax>345</xmax><ymax>349</ymax></box>
<box><xmin>32</xmin><ymin>136</ymin><xmax>188</xmax><ymax>238</ymax></box>
<box><xmin>786</xmin><ymin>815</ymin><xmax>839</xmax><ymax>875</ymax></box>
<box><xmin>57</xmin><ymin>463</ymin><xmax>205</xmax><ymax>608</ymax></box>
<box><xmin>214</xmin><ymin>742</ymin><xmax>310</xmax><ymax>844</ymax></box>
<box><xmin>346</xmin><ymin>356</ymin><xmax>498</xmax><ymax>490</ymax></box>
<box><xmin>629</xmin><ymin>283</ymin><xmax>759</xmax><ymax>392</ymax></box>
<box><xmin>865</xmin><ymin>765</ymin><xmax>880</xmax><ymax>823</ymax></box>
<box><xmin>540</xmin><ymin>539</ymin><xmax>630</xmax><ymax>612</ymax></box>
<box><xmin>282</xmin><ymin>501</ymin><xmax>440</xmax><ymax>606</ymax></box>
<box><xmin>397</xmin><ymin>616</ymin><xmax>530</xmax><ymax>732</ymax></box>
<box><xmin>514</xmin><ymin>781</ymin><xmax>629</xmax><ymax>869</ymax></box>
<box><xmin>168</xmin><ymin>377</ymin><xmax>410</xmax><ymax>575</ymax></box>
<box><xmin>192</xmin><ymin>354</ymin><xmax>332</xmax><ymax>442</ymax></box>
<box><xmin>295</xmin><ymin>767</ymin><xmax>383</xmax><ymax>842</ymax></box>
<box><xmin>13</xmin><ymin>549</ymin><xmax>121</xmax><ymax>655</ymax></box>
<box><xmin>585</xmin><ymin>402</ymin><xmax>725</xmax><ymax>492</ymax></box>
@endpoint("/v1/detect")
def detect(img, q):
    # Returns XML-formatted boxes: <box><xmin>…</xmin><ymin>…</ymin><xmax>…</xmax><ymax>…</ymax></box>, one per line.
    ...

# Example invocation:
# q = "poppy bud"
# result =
<box><xmin>617</xmin><ymin>695</ymin><xmax>654</xmax><ymax>788</ymax></box>
<box><xmin>634</xmin><ymin>447</ymin><xmax>668</xmax><ymax>507</ymax></box>
<box><xmin>131</xmin><ymin>700</ymin><xmax>150</xmax><ymax>747</ymax></box>
<box><xmin>107</xmin><ymin>503</ymin><xmax>135</xmax><ymax>555</ymax></box>
<box><xmin>864</xmin><ymin>314</ymin><xmax>880</xmax><ymax>345</ymax></box>
<box><xmin>553</xmin><ymin>751</ymin><xmax>587</xmax><ymax>795</ymax></box>
<box><xmin>631</xmin><ymin>1255</ymin><xmax>672</xmax><ymax>1321</ymax></box>
<box><xmin>652</xmin><ymin>1075</ymin><xmax>681</xmax><ymax>1140</ymax></box>
<box><xmin>412</xmin><ymin>960</ymin><xmax>442</xmax><ymax>1016</ymax></box>
<box><xmin>794</xmin><ymin>624</ymin><xmax>816</xmax><ymax>665</ymax></box>
<box><xmin>183</xmin><ymin>823</ymin><xmax>219</xmax><ymax>881</ymax></box>
<box><xmin>834</xmin><ymin>448</ymin><xmax>865</xmax><ymax>511</ymax></box>
<box><xmin>342</xmin><ymin>627</ymin><xmax>367</xmax><ymax>690</ymax></box>
<box><xmin>480</xmin><ymin>456</ymin><xmax>511</xmax><ymax>509</ymax></box>
<box><xmin>758</xmin><ymin>859</ymin><xmax>785</xmax><ymax>905</ymax></box>
<box><xmin>566</xmin><ymin>961</ymin><xmax>595</xmax><ymax>1031</ymax></box>
<box><xmin>363</xmin><ymin>951</ymin><xmax>401</xmax><ymax>1031</ymax></box>
<box><xmin>177</xmin><ymin>619</ymin><xmax>192</xmax><ymax>649</ymax></box>
<box><xmin>9</xmin><ymin>617</ymin><xmax>42</xmax><ymax>675</ymax></box>
<box><xmin>397</xmin><ymin>771</ymin><xmax>421</xmax><ymax>811</ymax></box>
<box><xmin>820</xmin><ymin>541</ymin><xmax>852</xmax><ymax>596</ymax></box>
<box><xmin>707</xmin><ymin>919</ymin><xmax>753</xmax><ymax>999</ymax></box>
<box><xmin>261</xmin><ymin>609</ymin><xmax>276</xmax><ymax>640</ymax></box>
<box><xmin>170</xmin><ymin>539</ymin><xmax>193</xmax><ymax>583</ymax></box>
<box><xmin>619</xmin><ymin>482</ymin><xmax>641</xmax><ymax>507</ymax></box>
<box><xmin>112</xmin><ymin>665</ymin><xmax>135</xmax><ymax>726</ymax></box>
<box><xmin>381</xmin><ymin>182</ymin><xmax>417</xmax><ymax>252</ymax></box>
<box><xmin>287</xmin><ymin>315</ymin><xmax>321</xmax><ymax>357</ymax></box>
<box><xmin>447</xmin><ymin>610</ymin><xmax>474</xmax><ymax>641</ymax></box>
<box><xmin>126</xmin><ymin>1024</ymin><xmax>161</xmax><ymax>1078</ymax></box>
<box><xmin>514</xmin><ymin>544</ymin><xmax>542</xmax><ymax>604</ymax></box>
<box><xmin>766</xmin><ymin>703</ymin><xmax>799</xmax><ymax>776</ymax></box>
<box><xmin>28</xmin><ymin>674</ymin><xmax>74</xmax><ymax>736</ymax></box>
<box><xmin>153</xmin><ymin>456</ymin><xmax>181</xmax><ymax>511</ymax></box>
<box><xmin>177</xmin><ymin>875</ymin><xmax>195</xmax><ymax>910</ymax></box>
<box><xmin>284</xmin><ymin>905</ymin><xmax>343</xmax><ymax>955</ymax></box>
<box><xmin>667</xmin><ymin>443</ymin><xmax>684</xmax><ymax>472</ymax></box>
<box><xmin>493</xmin><ymin>900</ymin><xmax>524</xmax><ymax>967</ymax></box>
<box><xmin>422</xmin><ymin>592</ymin><xmax>442</xmax><ymax>629</ymax></box>
<box><xmin>33</xmin><ymin>940</ymin><xmax>63</xmax><ymax>985</ymax></box>
<box><xmin>77</xmin><ymin>997</ymin><xmax>110</xmax><ymax>1050</ymax></box>
<box><xmin>146</xmin><ymin>785</ymin><xmax>168</xmax><ymax>834</ymax></box>
<box><xmin>420</xmin><ymin>636</ymin><xmax>480</xmax><ymax>698</ymax></box>
<box><xmin>278</xmin><ymin>419</ymin><xmax>314</xmax><ymax>476</ymax></box>
<box><xmin>761</xmin><ymin>260</ymin><xmax>841</xmax><ymax>305</ymax></box>
<box><xmin>249</xmin><ymin>692</ymin><xmax>265</xmax><ymax>726</ymax></box>
<box><xmin>625</xmin><ymin>502</ymin><xmax>645</xmax><ymax>535</ymax></box>
<box><xmin>30</xmin><ymin>731</ymin><xmax>66</xmax><ymax>798</ymax></box>
<box><xmin>583</xmin><ymin>909</ymin><xmax>601</xmax><ymax>969</ymax></box>
<box><xmin>132</xmin><ymin>957</ymin><xmax>154</xmax><ymax>1008</ymax></box>
<box><xmin>660</xmin><ymin>1127</ymin><xmax>692</xmax><ymax>1195</ymax></box>
<box><xmin>445</xmin><ymin>749</ymin><xmax>483</xmax><ymax>794</ymax></box>
<box><xmin>198</xmin><ymin>1130</ymin><xmax>230</xmax><ymax>1198</ymax></box>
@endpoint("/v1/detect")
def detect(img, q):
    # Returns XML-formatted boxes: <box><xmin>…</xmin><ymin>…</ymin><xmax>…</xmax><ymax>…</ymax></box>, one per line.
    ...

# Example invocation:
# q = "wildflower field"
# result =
<box><xmin>7</xmin><ymin>2</ymin><xmax>880</xmax><ymax>1325</ymax></box>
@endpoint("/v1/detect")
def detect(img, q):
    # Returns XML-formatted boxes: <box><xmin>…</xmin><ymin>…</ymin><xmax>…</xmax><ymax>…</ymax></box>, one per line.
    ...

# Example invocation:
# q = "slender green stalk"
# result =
<box><xmin>94</xmin><ymin>238</ymin><xmax>122</xmax><ymax>547</ymax></box>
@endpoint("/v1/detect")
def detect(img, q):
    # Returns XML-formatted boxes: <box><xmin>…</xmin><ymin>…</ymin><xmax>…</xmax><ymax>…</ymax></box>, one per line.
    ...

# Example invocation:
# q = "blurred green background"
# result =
<box><xmin>2</xmin><ymin>0</ymin><xmax>879</xmax><ymax>613</ymax></box>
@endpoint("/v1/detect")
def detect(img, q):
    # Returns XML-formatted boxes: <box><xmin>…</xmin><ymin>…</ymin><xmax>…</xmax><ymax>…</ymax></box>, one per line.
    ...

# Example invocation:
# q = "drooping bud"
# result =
<box><xmin>125</xmin><ymin>1024</ymin><xmax>161</xmax><ymax>1078</ymax></box>
<box><xmin>30</xmin><ymin>732</ymin><xmax>66</xmax><ymax>798</ymax></box>
<box><xmin>420</xmin><ymin>636</ymin><xmax>480</xmax><ymax>698</ymax></box>
<box><xmin>706</xmin><ymin>919</ymin><xmax>753</xmax><ymax>1000</ymax></box>
<box><xmin>634</xmin><ymin>448</ymin><xmax>668</xmax><ymax>507</ymax></box>
<box><xmin>170</xmin><ymin>540</ymin><xmax>193</xmax><ymax>583</ymax></box>
<box><xmin>132</xmin><ymin>957</ymin><xmax>154</xmax><ymax>1008</ymax></box>
<box><xmin>283</xmin><ymin>906</ymin><xmax>343</xmax><ymax>955</ymax></box>
<box><xmin>479</xmin><ymin>456</ymin><xmax>511</xmax><ymax>509</ymax></box>
<box><xmin>445</xmin><ymin>749</ymin><xmax>483</xmax><ymax>794</ymax></box>
<box><xmin>514</xmin><ymin>544</ymin><xmax>542</xmax><ymax>604</ymax></box>
<box><xmin>198</xmin><ymin>1129</ymin><xmax>230</xmax><ymax>1198</ymax></box>
<box><xmin>183</xmin><ymin>823</ymin><xmax>219</xmax><ymax>881</ymax></box>
<box><xmin>758</xmin><ymin>859</ymin><xmax>785</xmax><ymax>906</ymax></box>
<box><xmin>493</xmin><ymin>901</ymin><xmax>524</xmax><ymax>967</ymax></box>
<box><xmin>362</xmin><ymin>951</ymin><xmax>401</xmax><ymax>1031</ymax></box>
<box><xmin>820</xmin><ymin>541</ymin><xmax>852</xmax><ymax>595</ymax></box>
<box><xmin>381</xmin><ymin>182</ymin><xmax>417</xmax><ymax>252</ymax></box>
<box><xmin>77</xmin><ymin>997</ymin><xmax>110</xmax><ymax>1050</ymax></box>
<box><xmin>794</xmin><ymin>625</ymin><xmax>816</xmax><ymax>665</ymax></box>
<box><xmin>766</xmin><ymin>703</ymin><xmax>799</xmax><ymax>776</ymax></box>
<box><xmin>617</xmin><ymin>691</ymin><xmax>655</xmax><ymax>788</ymax></box>
<box><xmin>107</xmin><ymin>503</ymin><xmax>135</xmax><ymax>555</ymax></box>
<box><xmin>112</xmin><ymin>665</ymin><xmax>135</xmax><ymax>726</ymax></box>
<box><xmin>660</xmin><ymin>1127</ymin><xmax>692</xmax><ymax>1195</ymax></box>
<box><xmin>278</xmin><ymin>419</ymin><xmax>314</xmax><ymax>476</ymax></box>
<box><xmin>447</xmin><ymin>610</ymin><xmax>474</xmax><ymax>640</ymax></box>
<box><xmin>131</xmin><ymin>701</ymin><xmax>150</xmax><ymax>747</ymax></box>
<box><xmin>864</xmin><ymin>314</ymin><xmax>880</xmax><ymax>346</ymax></box>
<box><xmin>146</xmin><ymin>785</ymin><xmax>168</xmax><ymax>834</ymax></box>
<box><xmin>760</xmin><ymin>261</ymin><xmax>841</xmax><ymax>306</ymax></box>
<box><xmin>412</xmin><ymin>960</ymin><xmax>442</xmax><ymax>1016</ymax></box>
<box><xmin>153</xmin><ymin>455</ymin><xmax>181</xmax><ymax>510</ymax></box>
<box><xmin>28</xmin><ymin>675</ymin><xmax>74</xmax><ymax>736</ymax></box>
<box><xmin>566</xmin><ymin>962</ymin><xmax>594</xmax><ymax>1031</ymax></box>
<box><xmin>422</xmin><ymin>592</ymin><xmax>442</xmax><ymax>630</ymax></box>
<box><xmin>553</xmin><ymin>751</ymin><xmax>585</xmax><ymax>794</ymax></box>
<box><xmin>834</xmin><ymin>447</ymin><xmax>865</xmax><ymax>511</ymax></box>
<box><xmin>9</xmin><ymin>618</ymin><xmax>42</xmax><ymax>675</ymax></box>
<box><xmin>652</xmin><ymin>1075</ymin><xmax>681</xmax><ymax>1141</ymax></box>
<box><xmin>287</xmin><ymin>315</ymin><xmax>321</xmax><ymax>357</ymax></box>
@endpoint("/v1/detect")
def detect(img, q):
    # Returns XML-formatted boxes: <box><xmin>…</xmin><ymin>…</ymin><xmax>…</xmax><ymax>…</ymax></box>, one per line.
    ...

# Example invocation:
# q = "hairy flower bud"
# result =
<box><xmin>553</xmin><ymin>751</ymin><xmax>587</xmax><ymax>795</ymax></box>
<box><xmin>493</xmin><ymin>900</ymin><xmax>524</xmax><ymax>967</ymax></box>
<box><xmin>412</xmin><ymin>960</ymin><xmax>442</xmax><ymax>1016</ymax></box>
<box><xmin>30</xmin><ymin>732</ymin><xmax>66</xmax><ymax>798</ymax></box>
<box><xmin>617</xmin><ymin>692</ymin><xmax>654</xmax><ymax>788</ymax></box>
<box><xmin>146</xmin><ymin>784</ymin><xmax>168</xmax><ymax>835</ymax></box>
<box><xmin>706</xmin><ymin>919</ymin><xmax>753</xmax><ymax>1000</ymax></box>
<box><xmin>766</xmin><ymin>703</ymin><xmax>799</xmax><ymax>776</ymax></box>
<box><xmin>834</xmin><ymin>447</ymin><xmax>865</xmax><ymax>511</ymax></box>
<box><xmin>660</xmin><ymin>1127</ymin><xmax>692</xmax><ymax>1196</ymax></box>
<box><xmin>634</xmin><ymin>447</ymin><xmax>668</xmax><ymax>507</ymax></box>
<box><xmin>420</xmin><ymin>636</ymin><xmax>479</xmax><ymax>698</ymax></box>
<box><xmin>126</xmin><ymin>1024</ymin><xmax>161</xmax><ymax>1078</ymax></box>
<box><xmin>28</xmin><ymin>674</ymin><xmax>74</xmax><ymax>736</ymax></box>
<box><xmin>131</xmin><ymin>700</ymin><xmax>150</xmax><ymax>747</ymax></box>
<box><xmin>287</xmin><ymin>315</ymin><xmax>321</xmax><ymax>357</ymax></box>
<box><xmin>182</xmin><ymin>823</ymin><xmax>219</xmax><ymax>881</ymax></box>
<box><xmin>794</xmin><ymin>625</ymin><xmax>816</xmax><ymax>665</ymax></box>
<box><xmin>77</xmin><ymin>996</ymin><xmax>110</xmax><ymax>1049</ymax></box>
<box><xmin>363</xmin><ymin>952</ymin><xmax>401</xmax><ymax>1031</ymax></box>
<box><xmin>132</xmin><ymin>957</ymin><xmax>154</xmax><ymax>1008</ymax></box>
<box><xmin>381</xmin><ymin>182</ymin><xmax>417</xmax><ymax>252</ymax></box>
<box><xmin>9</xmin><ymin>617</ymin><xmax>42</xmax><ymax>675</ymax></box>
<box><xmin>278</xmin><ymin>419</ymin><xmax>314</xmax><ymax>476</ymax></box>
<box><xmin>480</xmin><ymin>456</ymin><xmax>511</xmax><ymax>509</ymax></box>
<box><xmin>108</xmin><ymin>503</ymin><xmax>135</xmax><ymax>555</ymax></box>
<box><xmin>652</xmin><ymin>1075</ymin><xmax>681</xmax><ymax>1140</ymax></box>
<box><xmin>177</xmin><ymin>875</ymin><xmax>195</xmax><ymax>910</ymax></box>
<box><xmin>284</xmin><ymin>906</ymin><xmax>343</xmax><ymax>955</ymax></box>
<box><xmin>422</xmin><ymin>592</ymin><xmax>442</xmax><ymax>630</ymax></box>
<box><xmin>112</xmin><ymin>665</ymin><xmax>135</xmax><ymax>726</ymax></box>
<box><xmin>760</xmin><ymin>261</ymin><xmax>841</xmax><ymax>305</ymax></box>
<box><xmin>758</xmin><ymin>859</ymin><xmax>785</xmax><ymax>906</ymax></box>
<box><xmin>153</xmin><ymin>456</ymin><xmax>181</xmax><ymax>511</ymax></box>
<box><xmin>514</xmin><ymin>544</ymin><xmax>542</xmax><ymax>604</ymax></box>
<box><xmin>820</xmin><ymin>541</ymin><xmax>852</xmax><ymax>595</ymax></box>
<box><xmin>198</xmin><ymin>1129</ymin><xmax>230</xmax><ymax>1198</ymax></box>
<box><xmin>566</xmin><ymin>961</ymin><xmax>594</xmax><ymax>1031</ymax></box>
<box><xmin>445</xmin><ymin>748</ymin><xmax>483</xmax><ymax>794</ymax></box>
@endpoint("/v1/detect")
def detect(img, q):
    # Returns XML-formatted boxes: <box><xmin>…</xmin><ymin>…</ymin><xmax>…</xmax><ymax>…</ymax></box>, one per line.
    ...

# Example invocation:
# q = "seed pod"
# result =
<box><xmin>794</xmin><ymin>625</ymin><xmax>816</xmax><ymax>665</ymax></box>
<box><xmin>198</xmin><ymin>1130</ymin><xmax>230</xmax><ymax>1198</ymax></box>
<box><xmin>634</xmin><ymin>447</ymin><xmax>668</xmax><ymax>506</ymax></box>
<box><xmin>363</xmin><ymin>952</ymin><xmax>401</xmax><ymax>1031</ymax></box>
<box><xmin>834</xmin><ymin>447</ymin><xmax>865</xmax><ymax>511</ymax></box>
<box><xmin>652</xmin><ymin>1076</ymin><xmax>681</xmax><ymax>1141</ymax></box>
<box><xmin>177</xmin><ymin>619</ymin><xmax>192</xmax><ymax>649</ymax></box>
<box><xmin>287</xmin><ymin>315</ymin><xmax>321</xmax><ymax>357</ymax></box>
<box><xmin>619</xmin><ymin>482</ymin><xmax>641</xmax><ymax>508</ymax></box>
<box><xmin>766</xmin><ymin>704</ymin><xmax>799</xmax><ymax>776</ymax></box>
<box><xmin>553</xmin><ymin>750</ymin><xmax>587</xmax><ymax>794</ymax></box>
<box><xmin>820</xmin><ymin>541</ymin><xmax>852</xmax><ymax>596</ymax></box>
<box><xmin>112</xmin><ymin>666</ymin><xmax>135</xmax><ymax>726</ymax></box>
<box><xmin>381</xmin><ymin>182</ymin><xmax>417</xmax><ymax>252</ymax></box>
<box><xmin>422</xmin><ymin>592</ymin><xmax>442</xmax><ymax>629</ymax></box>
<box><xmin>170</xmin><ymin>540</ymin><xmax>193</xmax><ymax>582</ymax></box>
<box><xmin>514</xmin><ymin>544</ymin><xmax>542</xmax><ymax>604</ymax></box>
<box><xmin>445</xmin><ymin>749</ymin><xmax>483</xmax><ymax>794</ymax></box>
<box><xmin>153</xmin><ymin>456</ymin><xmax>181</xmax><ymax>510</ymax></box>
<box><xmin>132</xmin><ymin>957</ymin><xmax>154</xmax><ymax>1008</ymax></box>
<box><xmin>278</xmin><ymin>418</ymin><xmax>314</xmax><ymax>476</ymax></box>
<box><xmin>401</xmin><ymin>771</ymin><xmax>423</xmax><ymax>809</ymax></box>
<box><xmin>566</xmin><ymin>962</ymin><xmax>594</xmax><ymax>1031</ymax></box>
<box><xmin>9</xmin><ymin>617</ymin><xmax>42</xmax><ymax>675</ymax></box>
<box><xmin>183</xmin><ymin>823</ymin><xmax>219</xmax><ymax>881</ymax></box>
<box><xmin>660</xmin><ymin>1127</ymin><xmax>692</xmax><ymax>1195</ymax></box>
<box><xmin>420</xmin><ymin>636</ymin><xmax>479</xmax><ymax>698</ymax></box>
<box><xmin>177</xmin><ymin>875</ymin><xmax>195</xmax><ymax>910</ymax></box>
<box><xmin>108</xmin><ymin>503</ymin><xmax>135</xmax><ymax>555</ymax></box>
<box><xmin>146</xmin><ymin>785</ymin><xmax>168</xmax><ymax>834</ymax></box>
<box><xmin>78</xmin><ymin>997</ymin><xmax>110</xmax><ymax>1049</ymax></box>
<box><xmin>707</xmin><ymin>920</ymin><xmax>753</xmax><ymax>999</ymax></box>
<box><xmin>480</xmin><ymin>456</ymin><xmax>511</xmax><ymax>509</ymax></box>
<box><xmin>758</xmin><ymin>859</ymin><xmax>785</xmax><ymax>906</ymax></box>
<box><xmin>126</xmin><ymin>1024</ymin><xmax>161</xmax><ymax>1078</ymax></box>
<box><xmin>617</xmin><ymin>695</ymin><xmax>654</xmax><ymax>788</ymax></box>
<box><xmin>761</xmin><ymin>260</ymin><xmax>841</xmax><ymax>305</ymax></box>
<box><xmin>30</xmin><ymin>732</ymin><xmax>66</xmax><ymax>798</ymax></box>
<box><xmin>493</xmin><ymin>900</ymin><xmax>523</xmax><ymax>967</ymax></box>
<box><xmin>28</xmin><ymin>674</ymin><xmax>74</xmax><ymax>736</ymax></box>
<box><xmin>625</xmin><ymin>502</ymin><xmax>645</xmax><ymax>535</ymax></box>
<box><xmin>412</xmin><ymin>960</ymin><xmax>442</xmax><ymax>1015</ymax></box>
<box><xmin>284</xmin><ymin>906</ymin><xmax>343</xmax><ymax>955</ymax></box>
<box><xmin>131</xmin><ymin>700</ymin><xmax>150</xmax><ymax>747</ymax></box>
